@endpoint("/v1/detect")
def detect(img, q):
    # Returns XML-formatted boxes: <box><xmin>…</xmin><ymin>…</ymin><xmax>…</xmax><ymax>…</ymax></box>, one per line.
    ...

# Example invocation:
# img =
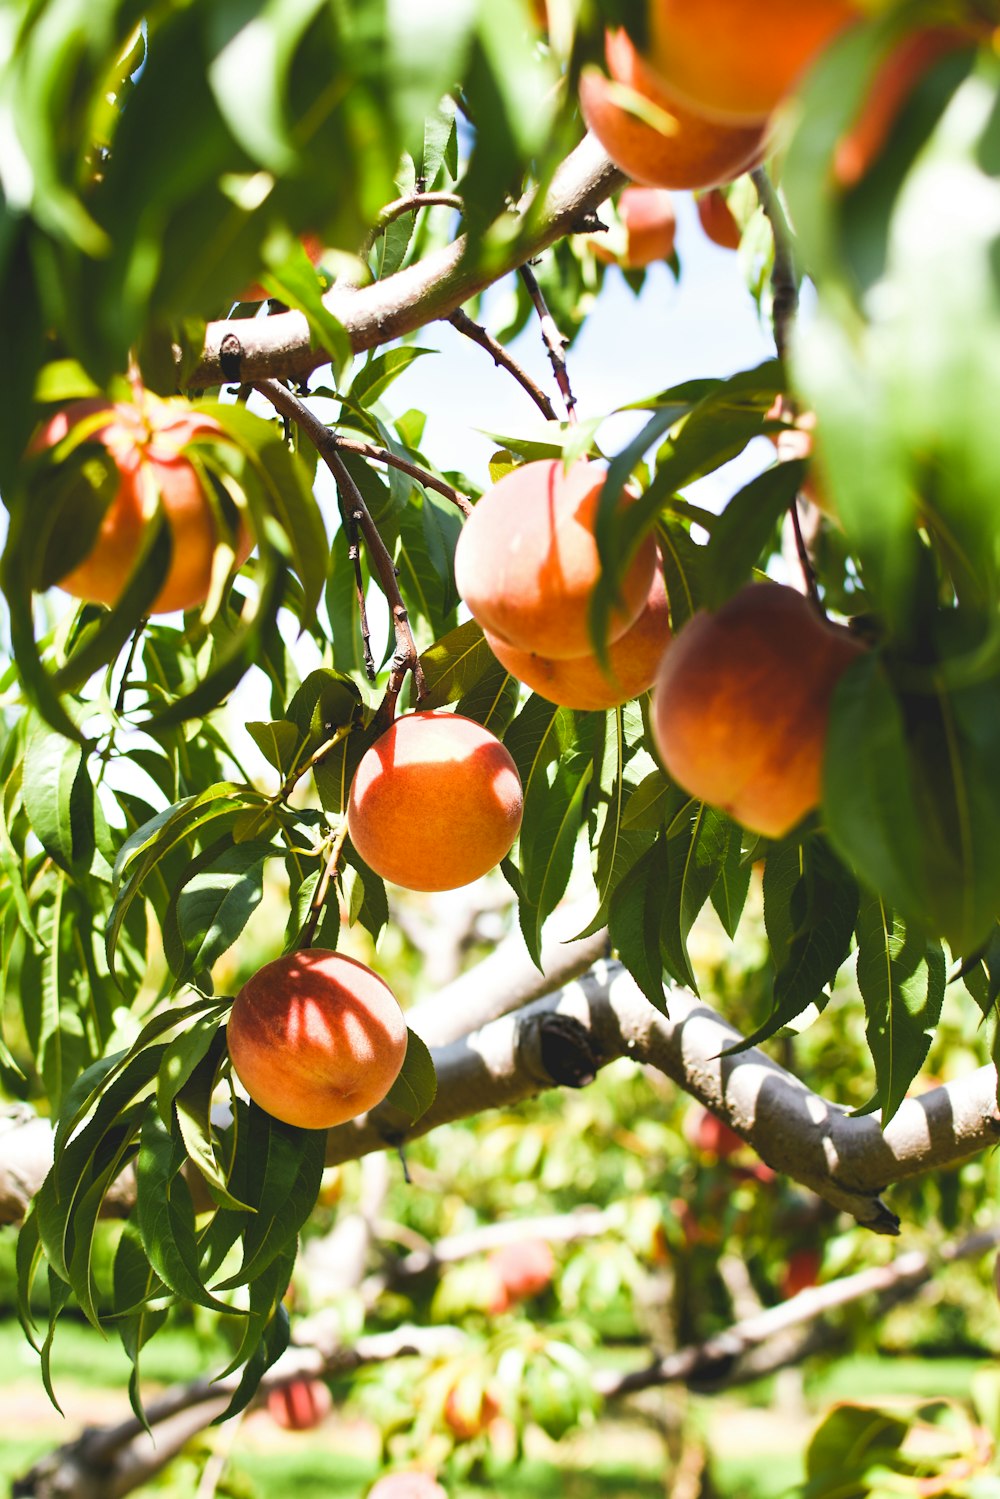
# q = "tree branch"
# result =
<box><xmin>256</xmin><ymin>378</ymin><xmax>425</xmax><ymax>712</ymax></box>
<box><xmin>329</xmin><ymin>434</ymin><xmax>472</xmax><ymax>517</ymax></box>
<box><xmin>4</xmin><ymin>964</ymin><xmax>999</xmax><ymax>1232</ymax></box>
<box><xmin>518</xmin><ymin>259</ymin><xmax>577</xmax><ymax>423</ymax></box>
<box><xmin>186</xmin><ymin>136</ymin><xmax>623</xmax><ymax>388</ymax></box>
<box><xmin>325</xmin><ymin>963</ymin><xmax>1000</xmax><ymax>1234</ymax></box>
<box><xmin>446</xmin><ymin>307</ymin><xmax>559</xmax><ymax>423</ymax></box>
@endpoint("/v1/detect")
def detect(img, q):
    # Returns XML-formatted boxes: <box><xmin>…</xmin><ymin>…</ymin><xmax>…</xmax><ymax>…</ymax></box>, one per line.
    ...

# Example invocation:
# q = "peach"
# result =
<box><xmin>487</xmin><ymin>1239</ymin><xmax>555</xmax><ymax>1311</ymax></box>
<box><xmin>590</xmin><ymin>186</ymin><xmax>677</xmax><ymax>269</ymax></box>
<box><xmin>580</xmin><ymin>28</ymin><xmax>767</xmax><ymax>189</ymax></box>
<box><xmin>455</xmin><ymin>458</ymin><xmax>657</xmax><ymax>660</ymax></box>
<box><xmin>696</xmin><ymin>188</ymin><xmax>742</xmax><ymax>250</ymax></box>
<box><xmin>646</xmin><ymin>0</ymin><xmax>861</xmax><ymax>124</ymax></box>
<box><xmin>368</xmin><ymin>1476</ymin><xmax>448</xmax><ymax>1499</ymax></box>
<box><xmin>652</xmin><ymin>582</ymin><xmax>865</xmax><ymax>838</ymax></box>
<box><xmin>266</xmin><ymin>1377</ymin><xmax>333</xmax><ymax>1430</ymax></box>
<box><xmin>483</xmin><ymin>564</ymin><xmax>670</xmax><ymax>710</ymax></box>
<box><xmin>443</xmin><ymin>1379</ymin><xmax>502</xmax><ymax>1441</ymax></box>
<box><xmin>346</xmin><ymin>710</ymin><xmax>523</xmax><ymax>892</ymax></box>
<box><xmin>36</xmin><ymin>387</ymin><xmax>252</xmax><ymax>615</ymax></box>
<box><xmin>227</xmin><ymin>948</ymin><xmax>407</xmax><ymax>1129</ymax></box>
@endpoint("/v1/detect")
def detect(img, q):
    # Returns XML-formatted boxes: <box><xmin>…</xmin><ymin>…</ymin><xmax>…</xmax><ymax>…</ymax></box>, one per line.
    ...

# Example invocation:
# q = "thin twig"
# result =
<box><xmin>348</xmin><ymin>509</ymin><xmax>377</xmax><ymax>680</ymax></box>
<box><xmin>300</xmin><ymin>820</ymin><xmax>350</xmax><ymax>949</ymax></box>
<box><xmin>362</xmin><ymin>191</ymin><xmax>465</xmax><ymax>259</ymax></box>
<box><xmin>274</xmin><ymin>725</ymin><xmax>353</xmax><ymax>804</ymax></box>
<box><xmin>332</xmin><ymin>434</ymin><xmax>471</xmax><ymax>516</ymax></box>
<box><xmin>751</xmin><ymin>165</ymin><xmax>799</xmax><ymax>366</ymax></box>
<box><xmin>518</xmin><ymin>259</ymin><xmax>578</xmax><ymax>423</ymax></box>
<box><xmin>446</xmin><ymin>307</ymin><xmax>559</xmax><ymax>423</ymax></box>
<box><xmin>789</xmin><ymin>495</ymin><xmax>822</xmax><ymax>609</ymax></box>
<box><xmin>255</xmin><ymin>379</ymin><xmax>425</xmax><ymax>717</ymax></box>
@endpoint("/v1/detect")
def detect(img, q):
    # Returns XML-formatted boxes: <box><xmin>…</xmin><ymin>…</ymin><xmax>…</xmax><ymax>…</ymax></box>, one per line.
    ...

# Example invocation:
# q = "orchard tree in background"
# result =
<box><xmin>2</xmin><ymin>0</ymin><xmax>1000</xmax><ymax>1492</ymax></box>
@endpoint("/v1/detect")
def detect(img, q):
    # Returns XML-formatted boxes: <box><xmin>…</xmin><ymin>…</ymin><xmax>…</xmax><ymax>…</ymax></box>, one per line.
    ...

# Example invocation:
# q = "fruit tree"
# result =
<box><xmin>2</xmin><ymin>0</ymin><xmax>1000</xmax><ymax>1493</ymax></box>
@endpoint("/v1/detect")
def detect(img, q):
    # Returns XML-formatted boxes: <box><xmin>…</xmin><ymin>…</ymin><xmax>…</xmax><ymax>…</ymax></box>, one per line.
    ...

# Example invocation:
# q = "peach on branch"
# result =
<box><xmin>646</xmin><ymin>0</ymin><xmax>861</xmax><ymax>124</ymax></box>
<box><xmin>35</xmin><ymin>386</ymin><xmax>252</xmax><ymax>615</ymax></box>
<box><xmin>589</xmin><ymin>186</ymin><xmax>677</xmax><ymax>269</ymax></box>
<box><xmin>486</xmin><ymin>1239</ymin><xmax>556</xmax><ymax>1313</ymax></box>
<box><xmin>483</xmin><ymin>564</ymin><xmax>670</xmax><ymax>710</ymax></box>
<box><xmin>696</xmin><ymin>188</ymin><xmax>743</xmax><ymax>250</ymax></box>
<box><xmin>346</xmin><ymin>710</ymin><xmax>523</xmax><ymax>892</ymax></box>
<box><xmin>454</xmin><ymin>458</ymin><xmax>656</xmax><ymax>660</ymax></box>
<box><xmin>652</xmin><ymin>582</ymin><xmax>865</xmax><ymax>838</ymax></box>
<box><xmin>227</xmin><ymin>948</ymin><xmax>407</xmax><ymax>1130</ymax></box>
<box><xmin>580</xmin><ymin>28</ymin><xmax>766</xmax><ymax>190</ymax></box>
<box><xmin>266</xmin><ymin>1377</ymin><xmax>333</xmax><ymax>1431</ymax></box>
<box><xmin>443</xmin><ymin>1378</ymin><xmax>502</xmax><ymax>1441</ymax></box>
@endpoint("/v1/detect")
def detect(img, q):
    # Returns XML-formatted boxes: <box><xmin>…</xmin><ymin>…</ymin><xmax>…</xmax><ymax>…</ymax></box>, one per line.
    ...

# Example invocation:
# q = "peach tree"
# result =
<box><xmin>0</xmin><ymin>0</ymin><xmax>999</xmax><ymax>1458</ymax></box>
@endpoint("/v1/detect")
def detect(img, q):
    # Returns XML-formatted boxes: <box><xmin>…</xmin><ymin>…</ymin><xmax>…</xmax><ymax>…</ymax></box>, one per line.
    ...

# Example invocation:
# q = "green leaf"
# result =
<box><xmin>246</xmin><ymin>719</ymin><xmax>301</xmax><ymax>777</ymax></box>
<box><xmin>379</xmin><ymin>1029</ymin><xmax>437</xmax><ymax>1128</ymax></box>
<box><xmin>609</xmin><ymin>840</ymin><xmax>669</xmax><ymax>1013</ymax></box>
<box><xmin>219</xmin><ymin>1107</ymin><xmax>326</xmax><ymax>1288</ymax></box>
<box><xmin>174</xmin><ymin>841</ymin><xmax>270</xmax><ymax>977</ymax></box>
<box><xmin>659</xmin><ymin>802</ymin><xmax>732</xmax><ymax>994</ymax></box>
<box><xmin>214</xmin><ymin>1283</ymin><xmax>292</xmax><ymax>1424</ymax></box>
<box><xmin>134</xmin><ymin>1114</ymin><xmax>236</xmax><ymax>1314</ymax></box>
<box><xmin>22</xmin><ymin>715</ymin><xmax>94</xmax><ymax>876</ymax></box>
<box><xmin>172</xmin><ymin>1029</ymin><xmax>252</xmax><ymax>1213</ymax></box>
<box><xmin>506</xmin><ymin>698</ymin><xmax>599</xmax><ymax>966</ymax></box>
<box><xmin>825</xmin><ymin>652</ymin><xmax>1000</xmax><ymax>954</ymax></box>
<box><xmin>418</xmin><ymin>619</ymin><xmax>498</xmax><ymax>709</ymax></box>
<box><xmin>655</xmin><ymin>520</ymin><xmax>704</xmax><ymax>635</ymax></box>
<box><xmin>350</xmin><ymin>347</ymin><xmax>435</xmax><ymax>408</ymax></box>
<box><xmin>701</xmin><ymin>460</ymin><xmax>806</xmax><ymax>609</ymax></box>
<box><xmin>710</xmin><ymin>824</ymin><xmax>753</xmax><ymax>939</ymax></box>
<box><xmin>856</xmin><ymin>896</ymin><xmax>946</xmax><ymax>1126</ymax></box>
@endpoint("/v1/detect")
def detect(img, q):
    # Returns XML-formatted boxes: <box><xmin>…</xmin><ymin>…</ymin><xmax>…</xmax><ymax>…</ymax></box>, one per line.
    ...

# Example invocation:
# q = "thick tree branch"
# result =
<box><xmin>327</xmin><ymin>962</ymin><xmax>1000</xmax><ymax>1234</ymax></box>
<box><xmin>187</xmin><ymin>136</ymin><xmax>623</xmax><ymax>388</ymax></box>
<box><xmin>4</xmin><ymin>965</ymin><xmax>999</xmax><ymax>1232</ymax></box>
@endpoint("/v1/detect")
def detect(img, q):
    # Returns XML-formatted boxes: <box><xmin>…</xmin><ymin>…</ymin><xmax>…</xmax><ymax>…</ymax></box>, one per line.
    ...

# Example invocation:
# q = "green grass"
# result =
<box><xmin>236</xmin><ymin>1453</ymin><xmax>664</xmax><ymax>1499</ymax></box>
<box><xmin>0</xmin><ymin>1314</ymin><xmax>232</xmax><ymax>1390</ymax></box>
<box><xmin>806</xmin><ymin>1353</ymin><xmax>982</xmax><ymax>1403</ymax></box>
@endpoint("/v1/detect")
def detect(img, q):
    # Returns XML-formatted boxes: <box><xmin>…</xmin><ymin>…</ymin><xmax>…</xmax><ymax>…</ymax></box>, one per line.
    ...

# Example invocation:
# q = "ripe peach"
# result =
<box><xmin>266</xmin><ymin>1377</ymin><xmax>333</xmax><ymax>1430</ymax></box>
<box><xmin>227</xmin><ymin>948</ymin><xmax>407</xmax><ymax>1130</ymax></box>
<box><xmin>646</xmin><ymin>0</ymin><xmax>861</xmax><ymax>124</ymax></box>
<box><xmin>590</xmin><ymin>186</ymin><xmax>677</xmax><ymax>269</ymax></box>
<box><xmin>781</xmin><ymin>1248</ymin><xmax>822</xmax><ymax>1299</ymax></box>
<box><xmin>368</xmin><ymin>1475</ymin><xmax>448</xmax><ymax>1499</ymax></box>
<box><xmin>483</xmin><ymin>564</ymin><xmax>670</xmax><ymax>710</ymax></box>
<box><xmin>346</xmin><ymin>711</ymin><xmax>523</xmax><ymax>892</ymax></box>
<box><xmin>443</xmin><ymin>1379</ymin><xmax>502</xmax><ymax>1441</ymax></box>
<box><xmin>487</xmin><ymin>1239</ymin><xmax>555</xmax><ymax>1312</ymax></box>
<box><xmin>696</xmin><ymin>188</ymin><xmax>742</xmax><ymax>250</ymax></box>
<box><xmin>455</xmin><ymin>459</ymin><xmax>656</xmax><ymax>660</ymax></box>
<box><xmin>652</xmin><ymin>582</ymin><xmax>865</xmax><ymax>838</ymax></box>
<box><xmin>36</xmin><ymin>388</ymin><xmax>252</xmax><ymax>615</ymax></box>
<box><xmin>833</xmin><ymin>26</ymin><xmax>978</xmax><ymax>188</ymax></box>
<box><xmin>579</xmin><ymin>28</ymin><xmax>767</xmax><ymax>189</ymax></box>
